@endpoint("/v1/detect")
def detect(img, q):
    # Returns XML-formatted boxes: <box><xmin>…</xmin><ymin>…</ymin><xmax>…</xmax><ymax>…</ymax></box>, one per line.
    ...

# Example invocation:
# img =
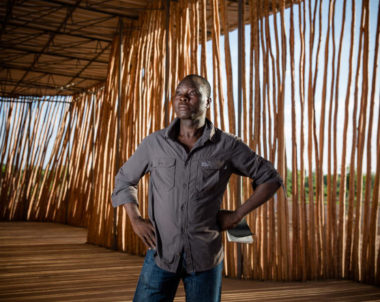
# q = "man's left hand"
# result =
<box><xmin>217</xmin><ymin>210</ymin><xmax>241</xmax><ymax>231</ymax></box>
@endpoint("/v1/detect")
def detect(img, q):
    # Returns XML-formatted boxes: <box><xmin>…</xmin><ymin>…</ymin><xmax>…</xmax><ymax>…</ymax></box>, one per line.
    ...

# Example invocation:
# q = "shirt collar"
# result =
<box><xmin>164</xmin><ymin>117</ymin><xmax>216</xmax><ymax>143</ymax></box>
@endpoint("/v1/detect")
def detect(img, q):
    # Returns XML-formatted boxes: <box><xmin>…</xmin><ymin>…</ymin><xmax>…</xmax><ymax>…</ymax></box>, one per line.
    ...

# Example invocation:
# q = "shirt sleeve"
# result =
<box><xmin>229</xmin><ymin>137</ymin><xmax>285</xmax><ymax>194</ymax></box>
<box><xmin>111</xmin><ymin>136</ymin><xmax>151</xmax><ymax>208</ymax></box>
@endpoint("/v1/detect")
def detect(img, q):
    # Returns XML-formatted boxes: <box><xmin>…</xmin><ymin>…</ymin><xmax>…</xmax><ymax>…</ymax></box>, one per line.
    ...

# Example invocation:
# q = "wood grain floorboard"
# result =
<box><xmin>0</xmin><ymin>222</ymin><xmax>379</xmax><ymax>301</ymax></box>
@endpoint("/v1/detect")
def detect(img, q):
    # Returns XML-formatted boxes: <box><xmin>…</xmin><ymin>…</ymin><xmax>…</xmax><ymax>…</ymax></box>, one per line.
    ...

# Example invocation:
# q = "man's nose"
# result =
<box><xmin>179</xmin><ymin>95</ymin><xmax>189</xmax><ymax>102</ymax></box>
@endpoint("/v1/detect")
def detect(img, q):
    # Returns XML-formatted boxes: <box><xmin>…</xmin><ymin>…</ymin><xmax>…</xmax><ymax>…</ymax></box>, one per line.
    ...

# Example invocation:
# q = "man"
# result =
<box><xmin>111</xmin><ymin>74</ymin><xmax>284</xmax><ymax>302</ymax></box>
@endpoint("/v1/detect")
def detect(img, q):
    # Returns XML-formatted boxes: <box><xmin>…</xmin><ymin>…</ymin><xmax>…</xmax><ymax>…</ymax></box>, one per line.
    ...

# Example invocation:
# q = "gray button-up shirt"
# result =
<box><xmin>111</xmin><ymin>117</ymin><xmax>284</xmax><ymax>273</ymax></box>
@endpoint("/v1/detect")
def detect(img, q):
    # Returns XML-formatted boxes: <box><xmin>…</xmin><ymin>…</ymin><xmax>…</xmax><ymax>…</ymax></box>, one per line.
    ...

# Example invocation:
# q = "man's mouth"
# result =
<box><xmin>178</xmin><ymin>106</ymin><xmax>189</xmax><ymax>111</ymax></box>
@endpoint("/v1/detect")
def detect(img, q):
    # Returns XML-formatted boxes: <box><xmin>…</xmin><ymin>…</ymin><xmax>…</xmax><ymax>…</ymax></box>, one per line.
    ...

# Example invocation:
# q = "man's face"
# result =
<box><xmin>173</xmin><ymin>79</ymin><xmax>209</xmax><ymax>120</ymax></box>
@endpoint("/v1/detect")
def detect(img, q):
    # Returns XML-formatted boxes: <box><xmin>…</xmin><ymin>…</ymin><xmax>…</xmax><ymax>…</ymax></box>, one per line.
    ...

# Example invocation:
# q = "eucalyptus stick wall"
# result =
<box><xmin>1</xmin><ymin>0</ymin><xmax>379</xmax><ymax>286</ymax></box>
<box><xmin>0</xmin><ymin>91</ymin><xmax>101</xmax><ymax>227</ymax></box>
<box><xmin>84</xmin><ymin>0</ymin><xmax>380</xmax><ymax>284</ymax></box>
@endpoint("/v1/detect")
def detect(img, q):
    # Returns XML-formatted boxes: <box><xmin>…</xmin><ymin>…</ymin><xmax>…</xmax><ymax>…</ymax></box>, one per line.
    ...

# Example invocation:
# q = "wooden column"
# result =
<box><xmin>65</xmin><ymin>101</ymin><xmax>73</xmax><ymax>225</ymax></box>
<box><xmin>164</xmin><ymin>0</ymin><xmax>171</xmax><ymax>127</ymax></box>
<box><xmin>113</xmin><ymin>18</ymin><xmax>123</xmax><ymax>250</ymax></box>
<box><xmin>23</xmin><ymin>100</ymin><xmax>32</xmax><ymax>220</ymax></box>
<box><xmin>236</xmin><ymin>0</ymin><xmax>243</xmax><ymax>279</ymax></box>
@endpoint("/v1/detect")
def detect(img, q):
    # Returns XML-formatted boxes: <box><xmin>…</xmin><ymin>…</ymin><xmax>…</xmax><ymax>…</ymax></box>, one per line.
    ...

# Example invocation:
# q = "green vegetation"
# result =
<box><xmin>2</xmin><ymin>164</ymin><xmax>376</xmax><ymax>202</ymax></box>
<box><xmin>285</xmin><ymin>167</ymin><xmax>376</xmax><ymax>201</ymax></box>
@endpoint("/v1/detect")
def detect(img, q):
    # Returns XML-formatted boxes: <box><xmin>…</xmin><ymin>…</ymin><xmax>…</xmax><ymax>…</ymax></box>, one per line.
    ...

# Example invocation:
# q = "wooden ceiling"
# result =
<box><xmin>0</xmin><ymin>0</ymin><xmax>149</xmax><ymax>96</ymax></box>
<box><xmin>0</xmin><ymin>0</ymin><xmax>296</xmax><ymax>97</ymax></box>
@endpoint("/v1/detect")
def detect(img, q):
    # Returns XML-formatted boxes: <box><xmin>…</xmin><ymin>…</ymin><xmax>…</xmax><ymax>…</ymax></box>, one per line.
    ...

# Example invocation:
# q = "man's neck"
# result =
<box><xmin>178</xmin><ymin>117</ymin><xmax>206</xmax><ymax>140</ymax></box>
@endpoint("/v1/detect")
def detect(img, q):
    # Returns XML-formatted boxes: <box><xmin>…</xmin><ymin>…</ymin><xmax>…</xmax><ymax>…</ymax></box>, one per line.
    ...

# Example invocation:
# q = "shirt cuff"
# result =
<box><xmin>111</xmin><ymin>188</ymin><xmax>139</xmax><ymax>208</ymax></box>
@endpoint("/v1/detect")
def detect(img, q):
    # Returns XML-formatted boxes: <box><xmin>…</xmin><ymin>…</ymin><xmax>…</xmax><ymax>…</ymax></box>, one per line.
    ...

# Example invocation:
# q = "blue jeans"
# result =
<box><xmin>133</xmin><ymin>249</ymin><xmax>223</xmax><ymax>302</ymax></box>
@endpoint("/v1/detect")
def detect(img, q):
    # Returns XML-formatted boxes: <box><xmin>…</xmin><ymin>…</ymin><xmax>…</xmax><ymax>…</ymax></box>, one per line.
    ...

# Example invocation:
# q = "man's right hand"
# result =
<box><xmin>123</xmin><ymin>203</ymin><xmax>156</xmax><ymax>249</ymax></box>
<box><xmin>130</xmin><ymin>216</ymin><xmax>156</xmax><ymax>249</ymax></box>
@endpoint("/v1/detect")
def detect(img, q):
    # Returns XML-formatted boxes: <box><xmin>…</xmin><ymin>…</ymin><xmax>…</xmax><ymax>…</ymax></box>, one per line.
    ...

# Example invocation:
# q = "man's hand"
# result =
<box><xmin>130</xmin><ymin>216</ymin><xmax>156</xmax><ymax>249</ymax></box>
<box><xmin>124</xmin><ymin>203</ymin><xmax>156</xmax><ymax>249</ymax></box>
<box><xmin>217</xmin><ymin>210</ymin><xmax>241</xmax><ymax>231</ymax></box>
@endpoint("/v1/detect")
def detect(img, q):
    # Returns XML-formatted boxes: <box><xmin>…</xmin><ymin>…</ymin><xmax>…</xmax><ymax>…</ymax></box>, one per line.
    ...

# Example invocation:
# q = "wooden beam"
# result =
<box><xmin>1</xmin><ymin>45</ymin><xmax>109</xmax><ymax>64</ymax></box>
<box><xmin>1</xmin><ymin>63</ymin><xmax>105</xmax><ymax>81</ymax></box>
<box><xmin>2</xmin><ymin>78</ymin><xmax>85</xmax><ymax>93</ymax></box>
<box><xmin>7</xmin><ymin>20</ymin><xmax>113</xmax><ymax>43</ymax></box>
<box><xmin>0</xmin><ymin>97</ymin><xmax>72</xmax><ymax>103</ymax></box>
<box><xmin>40</xmin><ymin>0</ymin><xmax>140</xmax><ymax>20</ymax></box>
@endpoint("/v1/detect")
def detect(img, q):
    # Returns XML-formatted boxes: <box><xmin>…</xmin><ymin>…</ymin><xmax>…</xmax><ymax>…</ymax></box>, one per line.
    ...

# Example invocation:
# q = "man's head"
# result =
<box><xmin>173</xmin><ymin>74</ymin><xmax>211</xmax><ymax>121</ymax></box>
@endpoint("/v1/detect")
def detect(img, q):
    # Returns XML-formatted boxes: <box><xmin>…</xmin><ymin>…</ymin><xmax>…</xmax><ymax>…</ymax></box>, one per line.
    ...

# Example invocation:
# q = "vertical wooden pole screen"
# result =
<box><xmin>0</xmin><ymin>92</ymin><xmax>101</xmax><ymax>226</ymax></box>
<box><xmin>0</xmin><ymin>0</ymin><xmax>379</xmax><ymax>285</ymax></box>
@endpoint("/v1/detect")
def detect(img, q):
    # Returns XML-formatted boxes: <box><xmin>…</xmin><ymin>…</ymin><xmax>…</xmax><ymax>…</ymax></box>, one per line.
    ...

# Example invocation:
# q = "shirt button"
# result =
<box><xmin>181</xmin><ymin>204</ymin><xmax>185</xmax><ymax>211</ymax></box>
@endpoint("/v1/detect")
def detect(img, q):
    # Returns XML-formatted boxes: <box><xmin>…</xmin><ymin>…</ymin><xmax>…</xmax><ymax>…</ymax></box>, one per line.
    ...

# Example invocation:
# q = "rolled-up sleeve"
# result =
<box><xmin>111</xmin><ymin>137</ymin><xmax>150</xmax><ymax>208</ymax></box>
<box><xmin>230</xmin><ymin>137</ymin><xmax>285</xmax><ymax>192</ymax></box>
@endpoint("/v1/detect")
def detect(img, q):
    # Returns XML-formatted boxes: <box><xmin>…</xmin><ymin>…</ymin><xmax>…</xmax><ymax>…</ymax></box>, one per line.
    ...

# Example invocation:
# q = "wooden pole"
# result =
<box><xmin>236</xmin><ymin>0</ymin><xmax>243</xmax><ymax>279</ymax></box>
<box><xmin>113</xmin><ymin>18</ymin><xmax>123</xmax><ymax>250</ymax></box>
<box><xmin>22</xmin><ymin>101</ymin><xmax>32</xmax><ymax>220</ymax></box>
<box><xmin>65</xmin><ymin>102</ymin><xmax>73</xmax><ymax>225</ymax></box>
<box><xmin>164</xmin><ymin>0</ymin><xmax>170</xmax><ymax>127</ymax></box>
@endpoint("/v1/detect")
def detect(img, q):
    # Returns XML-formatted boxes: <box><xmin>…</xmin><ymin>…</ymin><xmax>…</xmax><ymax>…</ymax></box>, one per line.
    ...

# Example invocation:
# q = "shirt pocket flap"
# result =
<box><xmin>152</xmin><ymin>157</ymin><xmax>176</xmax><ymax>168</ymax></box>
<box><xmin>199</xmin><ymin>159</ymin><xmax>225</xmax><ymax>169</ymax></box>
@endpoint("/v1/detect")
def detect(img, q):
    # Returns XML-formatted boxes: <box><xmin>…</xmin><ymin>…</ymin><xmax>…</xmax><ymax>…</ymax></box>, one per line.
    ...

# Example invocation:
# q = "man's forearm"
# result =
<box><xmin>217</xmin><ymin>181</ymin><xmax>281</xmax><ymax>230</ymax></box>
<box><xmin>123</xmin><ymin>202</ymin><xmax>141</xmax><ymax>222</ymax></box>
<box><xmin>235</xmin><ymin>181</ymin><xmax>281</xmax><ymax>220</ymax></box>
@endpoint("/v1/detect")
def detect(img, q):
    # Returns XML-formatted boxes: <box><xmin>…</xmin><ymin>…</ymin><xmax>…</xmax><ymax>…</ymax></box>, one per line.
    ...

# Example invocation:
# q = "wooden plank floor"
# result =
<box><xmin>0</xmin><ymin>222</ymin><xmax>379</xmax><ymax>302</ymax></box>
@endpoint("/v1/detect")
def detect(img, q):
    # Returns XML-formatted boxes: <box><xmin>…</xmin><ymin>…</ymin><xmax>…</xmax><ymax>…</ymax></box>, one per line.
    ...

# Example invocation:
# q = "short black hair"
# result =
<box><xmin>180</xmin><ymin>74</ymin><xmax>211</xmax><ymax>99</ymax></box>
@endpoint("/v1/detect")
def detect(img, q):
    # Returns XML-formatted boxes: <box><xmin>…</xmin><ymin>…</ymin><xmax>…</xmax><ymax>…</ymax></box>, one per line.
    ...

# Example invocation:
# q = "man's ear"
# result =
<box><xmin>206</xmin><ymin>97</ymin><xmax>211</xmax><ymax>109</ymax></box>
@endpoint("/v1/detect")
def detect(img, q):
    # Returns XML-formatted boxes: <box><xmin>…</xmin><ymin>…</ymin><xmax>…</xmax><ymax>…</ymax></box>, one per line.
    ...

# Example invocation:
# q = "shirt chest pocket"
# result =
<box><xmin>151</xmin><ymin>158</ymin><xmax>176</xmax><ymax>191</ymax></box>
<box><xmin>196</xmin><ymin>159</ymin><xmax>225</xmax><ymax>193</ymax></box>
